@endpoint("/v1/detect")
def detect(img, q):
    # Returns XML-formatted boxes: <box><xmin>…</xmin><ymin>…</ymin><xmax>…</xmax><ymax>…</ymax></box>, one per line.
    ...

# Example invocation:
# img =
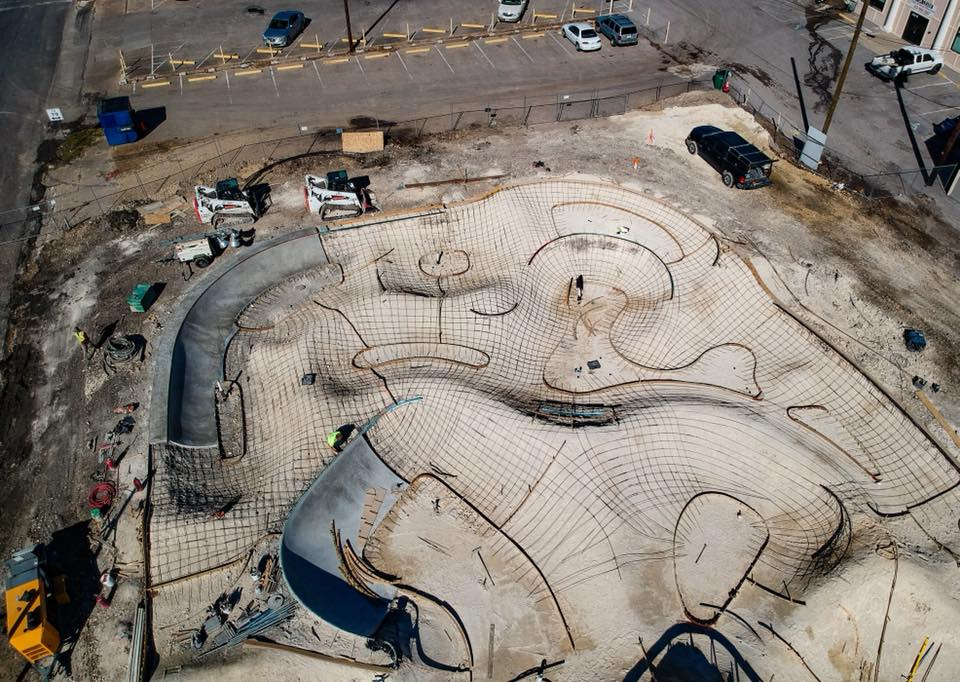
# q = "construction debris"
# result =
<box><xmin>200</xmin><ymin>601</ymin><xmax>297</xmax><ymax>657</ymax></box>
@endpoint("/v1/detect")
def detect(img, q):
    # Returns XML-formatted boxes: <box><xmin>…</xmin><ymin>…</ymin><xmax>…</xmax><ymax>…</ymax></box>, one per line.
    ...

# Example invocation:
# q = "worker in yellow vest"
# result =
<box><xmin>326</xmin><ymin>424</ymin><xmax>355</xmax><ymax>452</ymax></box>
<box><xmin>74</xmin><ymin>327</ymin><xmax>93</xmax><ymax>358</ymax></box>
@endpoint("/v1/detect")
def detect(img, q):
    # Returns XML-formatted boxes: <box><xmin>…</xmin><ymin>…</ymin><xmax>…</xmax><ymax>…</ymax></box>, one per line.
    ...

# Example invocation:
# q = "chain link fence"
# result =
<box><xmin>0</xmin><ymin>77</ymin><xmax>711</xmax><ymax>247</ymax></box>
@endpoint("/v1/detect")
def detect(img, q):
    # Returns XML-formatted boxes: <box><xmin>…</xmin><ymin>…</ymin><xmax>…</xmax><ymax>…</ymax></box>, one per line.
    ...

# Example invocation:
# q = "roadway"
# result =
<box><xmin>0</xmin><ymin>0</ymin><xmax>84</xmax><ymax>351</ymax></box>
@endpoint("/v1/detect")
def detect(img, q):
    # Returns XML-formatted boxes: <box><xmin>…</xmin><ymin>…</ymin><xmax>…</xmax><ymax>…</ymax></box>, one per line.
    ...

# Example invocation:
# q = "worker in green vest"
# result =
<box><xmin>326</xmin><ymin>424</ymin><xmax>356</xmax><ymax>452</ymax></box>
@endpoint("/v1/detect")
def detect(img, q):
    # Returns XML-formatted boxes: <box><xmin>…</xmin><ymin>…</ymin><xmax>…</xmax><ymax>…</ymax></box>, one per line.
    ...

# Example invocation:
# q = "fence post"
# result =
<box><xmin>135</xmin><ymin>171</ymin><xmax>148</xmax><ymax>200</ymax></box>
<box><xmin>118</xmin><ymin>49</ymin><xmax>128</xmax><ymax>84</ymax></box>
<box><xmin>91</xmin><ymin>186</ymin><xmax>104</xmax><ymax>214</ymax></box>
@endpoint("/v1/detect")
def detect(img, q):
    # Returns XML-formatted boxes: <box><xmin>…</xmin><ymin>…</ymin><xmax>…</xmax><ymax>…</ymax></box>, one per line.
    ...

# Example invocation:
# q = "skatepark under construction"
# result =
<box><xmin>146</xmin><ymin>178</ymin><xmax>960</xmax><ymax>680</ymax></box>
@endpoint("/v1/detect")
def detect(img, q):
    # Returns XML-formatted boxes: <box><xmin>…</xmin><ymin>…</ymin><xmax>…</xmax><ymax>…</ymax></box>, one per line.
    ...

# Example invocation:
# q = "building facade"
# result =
<box><xmin>859</xmin><ymin>0</ymin><xmax>960</xmax><ymax>70</ymax></box>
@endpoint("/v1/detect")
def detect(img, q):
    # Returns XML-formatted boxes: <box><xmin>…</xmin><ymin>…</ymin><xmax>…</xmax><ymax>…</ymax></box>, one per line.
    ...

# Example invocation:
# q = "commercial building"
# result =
<box><xmin>859</xmin><ymin>0</ymin><xmax>960</xmax><ymax>70</ymax></box>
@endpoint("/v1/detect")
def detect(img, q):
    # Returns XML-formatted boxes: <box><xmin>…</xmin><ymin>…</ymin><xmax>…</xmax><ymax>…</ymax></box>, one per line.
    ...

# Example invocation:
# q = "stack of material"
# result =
<box><xmin>137</xmin><ymin>197</ymin><xmax>186</xmax><ymax>226</ymax></box>
<box><xmin>200</xmin><ymin>601</ymin><xmax>297</xmax><ymax>656</ymax></box>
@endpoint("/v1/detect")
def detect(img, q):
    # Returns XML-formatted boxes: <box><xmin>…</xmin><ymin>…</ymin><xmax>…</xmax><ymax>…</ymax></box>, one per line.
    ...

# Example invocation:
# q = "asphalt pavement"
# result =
<box><xmin>0</xmin><ymin>0</ymin><xmax>90</xmax><ymax>354</ymax></box>
<box><xmin>651</xmin><ymin>0</ymin><xmax>960</xmax><ymax>201</ymax></box>
<box><xmin>117</xmin><ymin>19</ymin><xmax>684</xmax><ymax>141</ymax></box>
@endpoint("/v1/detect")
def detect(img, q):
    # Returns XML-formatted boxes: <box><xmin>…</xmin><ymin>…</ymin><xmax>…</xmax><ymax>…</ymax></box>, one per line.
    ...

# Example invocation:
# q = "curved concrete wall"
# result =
<box><xmin>280</xmin><ymin>436</ymin><xmax>401</xmax><ymax>636</ymax></box>
<box><xmin>152</xmin><ymin>228</ymin><xmax>327</xmax><ymax>447</ymax></box>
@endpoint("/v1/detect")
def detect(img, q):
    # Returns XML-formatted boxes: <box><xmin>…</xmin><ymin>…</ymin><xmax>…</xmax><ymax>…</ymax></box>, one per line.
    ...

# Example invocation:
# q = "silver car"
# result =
<box><xmin>262</xmin><ymin>10</ymin><xmax>305</xmax><ymax>47</ymax></box>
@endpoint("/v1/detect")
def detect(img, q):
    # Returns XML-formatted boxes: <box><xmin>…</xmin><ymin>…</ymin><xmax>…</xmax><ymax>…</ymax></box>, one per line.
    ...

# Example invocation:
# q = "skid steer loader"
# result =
<box><xmin>304</xmin><ymin>170</ymin><xmax>376</xmax><ymax>221</ymax></box>
<box><xmin>193</xmin><ymin>178</ymin><xmax>260</xmax><ymax>228</ymax></box>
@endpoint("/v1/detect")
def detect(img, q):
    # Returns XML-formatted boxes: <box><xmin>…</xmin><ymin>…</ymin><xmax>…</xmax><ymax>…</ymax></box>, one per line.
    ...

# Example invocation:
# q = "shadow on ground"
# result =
<box><xmin>623</xmin><ymin>622</ymin><xmax>762</xmax><ymax>682</ymax></box>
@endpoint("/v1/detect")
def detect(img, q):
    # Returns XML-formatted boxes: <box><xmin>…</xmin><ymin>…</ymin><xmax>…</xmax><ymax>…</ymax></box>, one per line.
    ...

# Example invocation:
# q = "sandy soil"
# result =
<box><xmin>2</xmin><ymin>90</ymin><xmax>959</xmax><ymax>681</ymax></box>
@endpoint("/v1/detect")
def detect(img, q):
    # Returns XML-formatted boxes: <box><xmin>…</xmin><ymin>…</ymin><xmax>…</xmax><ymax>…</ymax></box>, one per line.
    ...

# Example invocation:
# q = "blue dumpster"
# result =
<box><xmin>97</xmin><ymin>97</ymin><xmax>139</xmax><ymax>146</ymax></box>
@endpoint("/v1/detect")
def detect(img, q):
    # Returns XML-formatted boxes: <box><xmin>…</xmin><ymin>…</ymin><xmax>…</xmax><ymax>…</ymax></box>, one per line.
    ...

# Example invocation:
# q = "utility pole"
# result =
<box><xmin>823</xmin><ymin>0</ymin><xmax>870</xmax><ymax>134</ymax></box>
<box><xmin>343</xmin><ymin>0</ymin><xmax>355</xmax><ymax>53</ymax></box>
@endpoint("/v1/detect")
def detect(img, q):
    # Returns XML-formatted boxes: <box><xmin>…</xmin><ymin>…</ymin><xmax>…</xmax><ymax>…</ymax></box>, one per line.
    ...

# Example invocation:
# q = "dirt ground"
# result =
<box><xmin>1</xmin><ymin>89</ymin><xmax>959</xmax><ymax>680</ymax></box>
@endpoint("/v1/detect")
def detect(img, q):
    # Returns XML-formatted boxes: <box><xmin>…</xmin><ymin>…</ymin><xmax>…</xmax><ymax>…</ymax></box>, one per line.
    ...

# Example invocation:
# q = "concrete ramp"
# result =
<box><xmin>280</xmin><ymin>435</ymin><xmax>402</xmax><ymax>637</ymax></box>
<box><xmin>163</xmin><ymin>229</ymin><xmax>327</xmax><ymax>447</ymax></box>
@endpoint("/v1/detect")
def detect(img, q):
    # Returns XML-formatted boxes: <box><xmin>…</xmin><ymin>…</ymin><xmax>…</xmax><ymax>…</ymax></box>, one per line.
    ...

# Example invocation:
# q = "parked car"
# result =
<box><xmin>496</xmin><ymin>0</ymin><xmax>528</xmax><ymax>23</ymax></box>
<box><xmin>685</xmin><ymin>125</ymin><xmax>775</xmax><ymax>189</ymax></box>
<box><xmin>562</xmin><ymin>22</ymin><xmax>602</xmax><ymax>52</ymax></box>
<box><xmin>263</xmin><ymin>10</ymin><xmax>305</xmax><ymax>47</ymax></box>
<box><xmin>866</xmin><ymin>46</ymin><xmax>942</xmax><ymax>80</ymax></box>
<box><xmin>595</xmin><ymin>14</ymin><xmax>638</xmax><ymax>46</ymax></box>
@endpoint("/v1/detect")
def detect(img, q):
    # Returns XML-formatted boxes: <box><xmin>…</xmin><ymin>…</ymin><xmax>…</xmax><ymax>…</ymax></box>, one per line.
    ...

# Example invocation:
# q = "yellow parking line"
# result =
<box><xmin>445</xmin><ymin>42</ymin><xmax>469</xmax><ymax>49</ymax></box>
<box><xmin>522</xmin><ymin>32</ymin><xmax>544</xmax><ymax>39</ymax></box>
<box><xmin>214</xmin><ymin>53</ymin><xmax>239</xmax><ymax>60</ymax></box>
<box><xmin>461</xmin><ymin>23</ymin><xmax>485</xmax><ymax>29</ymax></box>
<box><xmin>421</xmin><ymin>27</ymin><xmax>447</xmax><ymax>34</ymax></box>
<box><xmin>276</xmin><ymin>63</ymin><xmax>303</xmax><ymax>70</ymax></box>
<box><xmin>382</xmin><ymin>32</ymin><xmax>407</xmax><ymax>39</ymax></box>
<box><xmin>300</xmin><ymin>42</ymin><xmax>323</xmax><ymax>49</ymax></box>
<box><xmin>235</xmin><ymin>68</ymin><xmax>262</xmax><ymax>76</ymax></box>
<box><xmin>187</xmin><ymin>74</ymin><xmax>217</xmax><ymax>82</ymax></box>
<box><xmin>141</xmin><ymin>80</ymin><xmax>170</xmax><ymax>88</ymax></box>
<box><xmin>325</xmin><ymin>57</ymin><xmax>350</xmax><ymax>64</ymax></box>
<box><xmin>405</xmin><ymin>47</ymin><xmax>430</xmax><ymax>54</ymax></box>
<box><xmin>484</xmin><ymin>37</ymin><xmax>508</xmax><ymax>44</ymax></box>
<box><xmin>364</xmin><ymin>52</ymin><xmax>390</xmax><ymax>59</ymax></box>
<box><xmin>255</xmin><ymin>47</ymin><xmax>280</xmax><ymax>54</ymax></box>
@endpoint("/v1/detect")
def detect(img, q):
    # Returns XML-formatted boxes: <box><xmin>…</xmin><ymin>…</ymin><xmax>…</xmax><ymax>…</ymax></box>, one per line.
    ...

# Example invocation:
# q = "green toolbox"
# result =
<box><xmin>126</xmin><ymin>283</ymin><xmax>156</xmax><ymax>313</ymax></box>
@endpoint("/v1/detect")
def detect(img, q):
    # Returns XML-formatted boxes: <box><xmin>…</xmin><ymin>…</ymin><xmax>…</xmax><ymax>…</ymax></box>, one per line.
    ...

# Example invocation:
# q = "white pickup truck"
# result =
<box><xmin>866</xmin><ymin>46</ymin><xmax>943</xmax><ymax>80</ymax></box>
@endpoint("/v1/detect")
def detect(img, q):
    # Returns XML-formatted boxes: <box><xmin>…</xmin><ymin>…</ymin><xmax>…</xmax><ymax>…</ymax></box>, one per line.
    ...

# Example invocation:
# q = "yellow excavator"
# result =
<box><xmin>4</xmin><ymin>545</ymin><xmax>61</xmax><ymax>667</ymax></box>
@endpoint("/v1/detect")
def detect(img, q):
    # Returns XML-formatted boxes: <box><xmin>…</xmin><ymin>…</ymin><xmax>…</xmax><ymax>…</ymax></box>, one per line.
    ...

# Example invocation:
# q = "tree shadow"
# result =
<box><xmin>623</xmin><ymin>622</ymin><xmax>762</xmax><ymax>682</ymax></box>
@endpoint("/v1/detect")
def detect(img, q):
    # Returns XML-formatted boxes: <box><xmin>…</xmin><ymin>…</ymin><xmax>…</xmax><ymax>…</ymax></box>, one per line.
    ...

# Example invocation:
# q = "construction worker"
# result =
<box><xmin>326</xmin><ymin>424</ymin><xmax>356</xmax><ymax>452</ymax></box>
<box><xmin>74</xmin><ymin>327</ymin><xmax>92</xmax><ymax>358</ymax></box>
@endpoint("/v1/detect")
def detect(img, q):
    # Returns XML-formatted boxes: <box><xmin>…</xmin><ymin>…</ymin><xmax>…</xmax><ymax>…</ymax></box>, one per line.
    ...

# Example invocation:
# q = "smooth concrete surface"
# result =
<box><xmin>280</xmin><ymin>435</ymin><xmax>402</xmax><ymax>637</ymax></box>
<box><xmin>154</xmin><ymin>228</ymin><xmax>325</xmax><ymax>446</ymax></box>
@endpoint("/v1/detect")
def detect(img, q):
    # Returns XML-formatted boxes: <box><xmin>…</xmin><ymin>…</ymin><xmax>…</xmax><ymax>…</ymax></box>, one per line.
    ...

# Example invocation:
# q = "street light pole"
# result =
<box><xmin>343</xmin><ymin>0</ymin><xmax>355</xmax><ymax>53</ymax></box>
<box><xmin>823</xmin><ymin>0</ymin><xmax>870</xmax><ymax>134</ymax></box>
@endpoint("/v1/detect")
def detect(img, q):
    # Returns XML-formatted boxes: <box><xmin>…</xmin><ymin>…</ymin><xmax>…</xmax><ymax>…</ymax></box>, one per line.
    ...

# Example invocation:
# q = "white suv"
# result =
<box><xmin>866</xmin><ymin>46</ymin><xmax>943</xmax><ymax>80</ymax></box>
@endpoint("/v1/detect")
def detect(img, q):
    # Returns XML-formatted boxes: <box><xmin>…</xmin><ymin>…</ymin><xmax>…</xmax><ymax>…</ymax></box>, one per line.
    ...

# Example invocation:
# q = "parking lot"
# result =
<box><xmin>108</xmin><ymin>1</ymin><xmax>685</xmax><ymax>141</ymax></box>
<box><xmin>89</xmin><ymin>0</ymin><xmax>640</xmax><ymax>83</ymax></box>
